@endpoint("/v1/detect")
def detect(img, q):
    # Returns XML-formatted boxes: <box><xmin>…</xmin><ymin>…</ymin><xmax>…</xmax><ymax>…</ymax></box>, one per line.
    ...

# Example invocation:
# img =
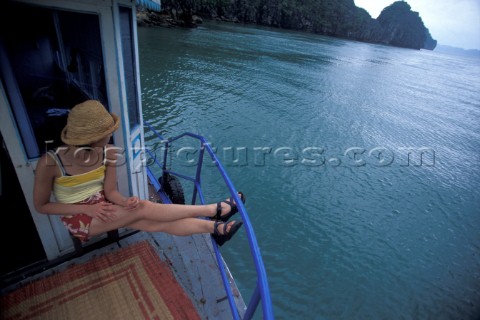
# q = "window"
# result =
<box><xmin>119</xmin><ymin>6</ymin><xmax>140</xmax><ymax>131</ymax></box>
<box><xmin>0</xmin><ymin>2</ymin><xmax>108</xmax><ymax>158</ymax></box>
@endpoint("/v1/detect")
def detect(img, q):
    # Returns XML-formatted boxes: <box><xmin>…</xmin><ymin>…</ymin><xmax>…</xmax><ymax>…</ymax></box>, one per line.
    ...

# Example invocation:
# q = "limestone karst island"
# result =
<box><xmin>138</xmin><ymin>0</ymin><xmax>437</xmax><ymax>50</ymax></box>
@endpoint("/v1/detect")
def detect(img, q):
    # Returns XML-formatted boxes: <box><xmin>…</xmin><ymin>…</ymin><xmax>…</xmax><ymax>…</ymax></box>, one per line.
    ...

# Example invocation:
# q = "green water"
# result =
<box><xmin>138</xmin><ymin>22</ymin><xmax>480</xmax><ymax>319</ymax></box>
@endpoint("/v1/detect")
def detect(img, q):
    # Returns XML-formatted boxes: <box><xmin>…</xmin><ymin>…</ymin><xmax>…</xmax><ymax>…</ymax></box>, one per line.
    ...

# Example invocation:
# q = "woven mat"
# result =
<box><xmin>0</xmin><ymin>241</ymin><xmax>201</xmax><ymax>320</ymax></box>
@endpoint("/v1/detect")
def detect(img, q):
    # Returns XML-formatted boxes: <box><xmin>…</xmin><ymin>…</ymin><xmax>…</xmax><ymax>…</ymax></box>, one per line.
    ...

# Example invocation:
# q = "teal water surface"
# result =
<box><xmin>138</xmin><ymin>22</ymin><xmax>480</xmax><ymax>320</ymax></box>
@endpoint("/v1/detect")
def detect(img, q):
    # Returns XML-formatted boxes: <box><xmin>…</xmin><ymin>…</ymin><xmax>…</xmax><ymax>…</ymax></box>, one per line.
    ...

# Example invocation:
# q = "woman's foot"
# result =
<box><xmin>211</xmin><ymin>192</ymin><xmax>246</xmax><ymax>222</ymax></box>
<box><xmin>211</xmin><ymin>220</ymin><xmax>243</xmax><ymax>246</ymax></box>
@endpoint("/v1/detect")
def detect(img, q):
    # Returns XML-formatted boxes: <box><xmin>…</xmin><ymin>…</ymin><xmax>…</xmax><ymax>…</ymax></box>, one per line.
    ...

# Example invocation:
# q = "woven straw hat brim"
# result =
<box><xmin>60</xmin><ymin>100</ymin><xmax>120</xmax><ymax>146</ymax></box>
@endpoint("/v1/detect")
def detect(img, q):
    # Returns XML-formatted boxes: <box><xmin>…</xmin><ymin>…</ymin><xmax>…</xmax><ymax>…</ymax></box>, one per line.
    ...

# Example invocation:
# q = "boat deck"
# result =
<box><xmin>0</xmin><ymin>183</ymin><xmax>246</xmax><ymax>319</ymax></box>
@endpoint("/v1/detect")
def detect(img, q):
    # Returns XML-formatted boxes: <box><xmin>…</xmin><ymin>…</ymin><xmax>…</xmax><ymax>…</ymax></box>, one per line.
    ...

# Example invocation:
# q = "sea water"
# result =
<box><xmin>138</xmin><ymin>22</ymin><xmax>480</xmax><ymax>320</ymax></box>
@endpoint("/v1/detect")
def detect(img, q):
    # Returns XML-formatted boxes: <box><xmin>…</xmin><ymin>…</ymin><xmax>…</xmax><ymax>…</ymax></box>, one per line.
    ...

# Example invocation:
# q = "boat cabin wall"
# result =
<box><xmin>0</xmin><ymin>0</ymin><xmax>147</xmax><ymax>263</ymax></box>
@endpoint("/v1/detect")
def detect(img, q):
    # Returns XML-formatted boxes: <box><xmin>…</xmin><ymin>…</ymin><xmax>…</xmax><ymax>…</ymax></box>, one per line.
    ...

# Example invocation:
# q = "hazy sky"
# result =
<box><xmin>354</xmin><ymin>0</ymin><xmax>480</xmax><ymax>50</ymax></box>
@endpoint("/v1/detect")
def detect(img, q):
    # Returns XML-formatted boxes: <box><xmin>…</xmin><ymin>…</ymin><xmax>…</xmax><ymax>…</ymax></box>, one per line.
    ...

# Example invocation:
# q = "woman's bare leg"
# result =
<box><xmin>139</xmin><ymin>201</ymin><xmax>217</xmax><ymax>221</ymax></box>
<box><xmin>128</xmin><ymin>218</ymin><xmax>213</xmax><ymax>236</ymax></box>
<box><xmin>91</xmin><ymin>215</ymin><xmax>238</xmax><ymax>238</ymax></box>
<box><xmin>89</xmin><ymin>198</ymin><xmax>239</xmax><ymax>237</ymax></box>
<box><xmin>138</xmin><ymin>192</ymin><xmax>244</xmax><ymax>222</ymax></box>
<box><xmin>127</xmin><ymin>218</ymin><xmax>239</xmax><ymax>236</ymax></box>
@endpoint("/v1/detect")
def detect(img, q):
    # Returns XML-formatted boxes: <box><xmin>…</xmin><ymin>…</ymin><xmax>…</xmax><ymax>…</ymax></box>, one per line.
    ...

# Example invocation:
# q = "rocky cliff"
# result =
<box><xmin>137</xmin><ymin>0</ymin><xmax>437</xmax><ymax>50</ymax></box>
<box><xmin>375</xmin><ymin>2</ymin><xmax>436</xmax><ymax>50</ymax></box>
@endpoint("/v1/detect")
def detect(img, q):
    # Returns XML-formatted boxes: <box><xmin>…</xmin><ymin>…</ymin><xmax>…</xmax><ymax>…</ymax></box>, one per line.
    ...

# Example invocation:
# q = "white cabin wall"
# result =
<box><xmin>130</xmin><ymin>0</ymin><xmax>149</xmax><ymax>200</ymax></box>
<box><xmin>100</xmin><ymin>3</ymin><xmax>130</xmax><ymax>198</ymax></box>
<box><xmin>112</xmin><ymin>0</ymin><xmax>149</xmax><ymax>200</ymax></box>
<box><xmin>0</xmin><ymin>0</ymin><xmax>149</xmax><ymax>260</ymax></box>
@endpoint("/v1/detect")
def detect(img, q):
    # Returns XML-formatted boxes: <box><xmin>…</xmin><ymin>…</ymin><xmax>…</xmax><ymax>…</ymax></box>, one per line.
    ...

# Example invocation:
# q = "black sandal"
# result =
<box><xmin>212</xmin><ymin>220</ymin><xmax>243</xmax><ymax>246</ymax></box>
<box><xmin>212</xmin><ymin>192</ymin><xmax>246</xmax><ymax>222</ymax></box>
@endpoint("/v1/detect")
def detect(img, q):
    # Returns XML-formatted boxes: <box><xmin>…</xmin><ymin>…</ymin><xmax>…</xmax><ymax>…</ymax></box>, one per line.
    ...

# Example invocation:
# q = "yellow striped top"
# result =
<box><xmin>48</xmin><ymin>150</ymin><xmax>106</xmax><ymax>203</ymax></box>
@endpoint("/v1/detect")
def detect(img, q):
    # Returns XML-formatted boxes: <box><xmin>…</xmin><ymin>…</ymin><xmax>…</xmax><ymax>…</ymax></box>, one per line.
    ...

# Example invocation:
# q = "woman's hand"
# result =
<box><xmin>123</xmin><ymin>196</ymin><xmax>140</xmax><ymax>211</ymax></box>
<box><xmin>84</xmin><ymin>202</ymin><xmax>117</xmax><ymax>222</ymax></box>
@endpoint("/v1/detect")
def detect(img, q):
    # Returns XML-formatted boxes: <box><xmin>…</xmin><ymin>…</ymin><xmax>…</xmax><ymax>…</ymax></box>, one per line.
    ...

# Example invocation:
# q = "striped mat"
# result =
<box><xmin>0</xmin><ymin>241</ymin><xmax>201</xmax><ymax>320</ymax></box>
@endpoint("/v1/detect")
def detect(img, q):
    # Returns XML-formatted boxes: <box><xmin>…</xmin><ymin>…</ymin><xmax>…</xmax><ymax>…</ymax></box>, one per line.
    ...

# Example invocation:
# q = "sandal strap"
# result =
<box><xmin>213</xmin><ymin>221</ymin><xmax>230</xmax><ymax>236</ymax></box>
<box><xmin>214</xmin><ymin>202</ymin><xmax>222</xmax><ymax>220</ymax></box>
<box><xmin>213</xmin><ymin>221</ymin><xmax>221</xmax><ymax>236</ymax></box>
<box><xmin>224</xmin><ymin>198</ymin><xmax>234</xmax><ymax>210</ymax></box>
<box><xmin>212</xmin><ymin>220</ymin><xmax>243</xmax><ymax>246</ymax></box>
<box><xmin>214</xmin><ymin>199</ymin><xmax>234</xmax><ymax>220</ymax></box>
<box><xmin>212</xmin><ymin>193</ymin><xmax>244</xmax><ymax>221</ymax></box>
<box><xmin>223</xmin><ymin>221</ymin><xmax>229</xmax><ymax>235</ymax></box>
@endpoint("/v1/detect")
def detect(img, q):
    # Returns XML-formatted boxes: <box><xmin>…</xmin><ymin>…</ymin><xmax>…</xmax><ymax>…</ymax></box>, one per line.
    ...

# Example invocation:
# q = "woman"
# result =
<box><xmin>33</xmin><ymin>100</ymin><xmax>244</xmax><ymax>246</ymax></box>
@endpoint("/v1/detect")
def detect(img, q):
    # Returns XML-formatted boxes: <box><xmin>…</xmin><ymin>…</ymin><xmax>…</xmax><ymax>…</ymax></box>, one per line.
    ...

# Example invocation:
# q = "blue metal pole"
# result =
<box><xmin>243</xmin><ymin>283</ymin><xmax>261</xmax><ymax>320</ymax></box>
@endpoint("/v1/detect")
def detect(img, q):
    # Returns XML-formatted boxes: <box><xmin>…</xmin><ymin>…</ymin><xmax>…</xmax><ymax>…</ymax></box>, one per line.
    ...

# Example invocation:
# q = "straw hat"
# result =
<box><xmin>61</xmin><ymin>100</ymin><xmax>120</xmax><ymax>145</ymax></box>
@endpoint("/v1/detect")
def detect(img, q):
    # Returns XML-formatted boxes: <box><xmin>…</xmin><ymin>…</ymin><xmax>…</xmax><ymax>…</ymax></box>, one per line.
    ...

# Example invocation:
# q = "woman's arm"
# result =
<box><xmin>103</xmin><ymin>145</ymin><xmax>140</xmax><ymax>209</ymax></box>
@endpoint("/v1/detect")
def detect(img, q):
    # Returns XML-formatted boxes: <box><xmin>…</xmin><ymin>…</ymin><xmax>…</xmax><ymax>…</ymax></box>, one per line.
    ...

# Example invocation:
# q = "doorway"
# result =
<box><xmin>0</xmin><ymin>133</ymin><xmax>46</xmax><ymax>277</ymax></box>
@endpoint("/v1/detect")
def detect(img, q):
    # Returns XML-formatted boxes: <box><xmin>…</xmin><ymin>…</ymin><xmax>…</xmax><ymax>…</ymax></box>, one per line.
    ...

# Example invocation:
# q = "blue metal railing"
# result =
<box><xmin>144</xmin><ymin>121</ymin><xmax>274</xmax><ymax>320</ymax></box>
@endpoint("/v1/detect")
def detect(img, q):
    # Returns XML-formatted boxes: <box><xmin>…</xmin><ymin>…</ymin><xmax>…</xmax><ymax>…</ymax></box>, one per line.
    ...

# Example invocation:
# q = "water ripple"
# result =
<box><xmin>138</xmin><ymin>24</ymin><xmax>480</xmax><ymax>320</ymax></box>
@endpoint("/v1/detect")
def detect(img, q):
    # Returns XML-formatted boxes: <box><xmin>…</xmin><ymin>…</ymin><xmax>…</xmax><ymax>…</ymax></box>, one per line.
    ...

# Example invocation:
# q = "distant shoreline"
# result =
<box><xmin>434</xmin><ymin>45</ymin><xmax>480</xmax><ymax>58</ymax></box>
<box><xmin>137</xmin><ymin>11</ymin><xmax>479</xmax><ymax>58</ymax></box>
